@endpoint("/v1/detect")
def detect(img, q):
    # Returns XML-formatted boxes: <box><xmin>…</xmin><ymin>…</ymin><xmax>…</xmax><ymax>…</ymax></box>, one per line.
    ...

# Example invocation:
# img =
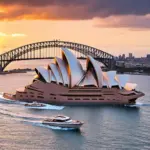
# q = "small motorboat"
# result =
<box><xmin>42</xmin><ymin>115</ymin><xmax>84</xmax><ymax>129</ymax></box>
<box><xmin>24</xmin><ymin>101</ymin><xmax>46</xmax><ymax>107</ymax></box>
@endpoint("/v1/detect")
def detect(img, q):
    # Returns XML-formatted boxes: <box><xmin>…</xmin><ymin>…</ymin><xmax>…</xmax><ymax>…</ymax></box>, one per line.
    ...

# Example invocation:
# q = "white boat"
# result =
<box><xmin>24</xmin><ymin>101</ymin><xmax>46</xmax><ymax>107</ymax></box>
<box><xmin>42</xmin><ymin>115</ymin><xmax>83</xmax><ymax>129</ymax></box>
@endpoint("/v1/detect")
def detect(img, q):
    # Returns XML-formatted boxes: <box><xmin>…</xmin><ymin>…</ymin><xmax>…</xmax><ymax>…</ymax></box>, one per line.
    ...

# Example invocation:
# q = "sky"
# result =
<box><xmin>0</xmin><ymin>0</ymin><xmax>150</xmax><ymax>57</ymax></box>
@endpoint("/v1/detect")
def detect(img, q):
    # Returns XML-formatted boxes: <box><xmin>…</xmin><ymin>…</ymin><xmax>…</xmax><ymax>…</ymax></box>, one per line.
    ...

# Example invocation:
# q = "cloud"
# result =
<box><xmin>0</xmin><ymin>32</ymin><xmax>27</xmax><ymax>37</ymax></box>
<box><xmin>1</xmin><ymin>0</ymin><xmax>150</xmax><ymax>19</ymax></box>
<box><xmin>0</xmin><ymin>10</ymin><xmax>4</xmax><ymax>13</ymax></box>
<box><xmin>94</xmin><ymin>15</ymin><xmax>150</xmax><ymax>29</ymax></box>
<box><xmin>0</xmin><ymin>5</ymin><xmax>90</xmax><ymax>20</ymax></box>
<box><xmin>1</xmin><ymin>0</ymin><xmax>150</xmax><ymax>28</ymax></box>
<box><xmin>1</xmin><ymin>0</ymin><xmax>150</xmax><ymax>16</ymax></box>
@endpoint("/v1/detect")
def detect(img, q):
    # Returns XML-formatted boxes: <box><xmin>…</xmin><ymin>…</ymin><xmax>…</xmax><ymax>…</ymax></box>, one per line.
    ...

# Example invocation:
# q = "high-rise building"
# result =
<box><xmin>122</xmin><ymin>54</ymin><xmax>126</xmax><ymax>59</ymax></box>
<box><xmin>129</xmin><ymin>53</ymin><xmax>133</xmax><ymax>59</ymax></box>
<box><xmin>147</xmin><ymin>54</ymin><xmax>150</xmax><ymax>59</ymax></box>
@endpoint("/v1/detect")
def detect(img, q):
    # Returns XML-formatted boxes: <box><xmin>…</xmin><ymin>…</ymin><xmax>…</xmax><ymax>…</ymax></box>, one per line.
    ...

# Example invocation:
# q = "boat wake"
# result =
<box><xmin>0</xmin><ymin>108</ymin><xmax>77</xmax><ymax>131</ymax></box>
<box><xmin>25</xmin><ymin>104</ymin><xmax>64</xmax><ymax>110</ymax></box>
<box><xmin>22</xmin><ymin>120</ymin><xmax>78</xmax><ymax>131</ymax></box>
<box><xmin>0</xmin><ymin>93</ymin><xmax>71</xmax><ymax>131</ymax></box>
<box><xmin>0</xmin><ymin>93</ymin><xmax>16</xmax><ymax>103</ymax></box>
<box><xmin>0</xmin><ymin>92</ymin><xmax>64</xmax><ymax>110</ymax></box>
<box><xmin>0</xmin><ymin>108</ymin><xmax>46</xmax><ymax>120</ymax></box>
<box><xmin>125</xmin><ymin>102</ymin><xmax>150</xmax><ymax>107</ymax></box>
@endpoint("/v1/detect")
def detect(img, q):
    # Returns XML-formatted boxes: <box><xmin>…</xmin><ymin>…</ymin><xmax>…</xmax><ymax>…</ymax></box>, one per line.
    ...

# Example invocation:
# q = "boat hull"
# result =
<box><xmin>42</xmin><ymin>121</ymin><xmax>83</xmax><ymax>129</ymax></box>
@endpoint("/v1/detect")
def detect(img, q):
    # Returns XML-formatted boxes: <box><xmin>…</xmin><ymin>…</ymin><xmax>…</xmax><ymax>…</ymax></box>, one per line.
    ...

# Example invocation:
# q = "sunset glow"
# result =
<box><xmin>0</xmin><ymin>8</ymin><xmax>5</xmax><ymax>13</ymax></box>
<box><xmin>0</xmin><ymin>32</ymin><xmax>7</xmax><ymax>37</ymax></box>
<box><xmin>11</xmin><ymin>33</ymin><xmax>26</xmax><ymax>37</ymax></box>
<box><xmin>0</xmin><ymin>0</ymin><xmax>150</xmax><ymax>57</ymax></box>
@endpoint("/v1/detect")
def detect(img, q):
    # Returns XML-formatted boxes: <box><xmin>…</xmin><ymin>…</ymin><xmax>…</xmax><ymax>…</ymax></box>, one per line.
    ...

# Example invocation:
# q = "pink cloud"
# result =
<box><xmin>94</xmin><ymin>15</ymin><xmax>150</xmax><ymax>29</ymax></box>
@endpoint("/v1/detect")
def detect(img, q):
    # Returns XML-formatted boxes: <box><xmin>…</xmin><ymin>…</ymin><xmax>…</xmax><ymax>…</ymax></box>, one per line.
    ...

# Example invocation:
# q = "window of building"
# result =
<box><xmin>75</xmin><ymin>98</ymin><xmax>80</xmax><ymax>100</ymax></box>
<box><xmin>37</xmin><ymin>96</ymin><xmax>44</xmax><ymax>99</ymax></box>
<box><xmin>83</xmin><ymin>98</ymin><xmax>89</xmax><ymax>100</ymax></box>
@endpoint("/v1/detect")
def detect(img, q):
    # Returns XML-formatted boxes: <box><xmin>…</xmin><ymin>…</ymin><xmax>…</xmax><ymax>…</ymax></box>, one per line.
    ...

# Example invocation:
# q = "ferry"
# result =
<box><xmin>24</xmin><ymin>101</ymin><xmax>46</xmax><ymax>107</ymax></box>
<box><xmin>42</xmin><ymin>115</ymin><xmax>83</xmax><ymax>129</ymax></box>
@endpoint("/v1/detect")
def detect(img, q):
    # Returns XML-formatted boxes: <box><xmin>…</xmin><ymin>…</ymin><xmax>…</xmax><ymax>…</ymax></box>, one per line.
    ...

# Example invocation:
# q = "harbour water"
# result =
<box><xmin>0</xmin><ymin>60</ymin><xmax>150</xmax><ymax>150</ymax></box>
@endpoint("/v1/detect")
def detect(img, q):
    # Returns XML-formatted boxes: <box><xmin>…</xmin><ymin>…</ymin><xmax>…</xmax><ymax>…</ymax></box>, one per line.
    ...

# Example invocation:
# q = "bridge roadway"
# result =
<box><xmin>0</xmin><ymin>40</ymin><xmax>115</xmax><ymax>71</ymax></box>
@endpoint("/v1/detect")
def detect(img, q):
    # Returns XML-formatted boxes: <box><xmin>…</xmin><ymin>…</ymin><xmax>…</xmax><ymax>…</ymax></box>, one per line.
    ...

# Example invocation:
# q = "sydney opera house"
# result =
<box><xmin>4</xmin><ymin>48</ymin><xmax>144</xmax><ymax>105</ymax></box>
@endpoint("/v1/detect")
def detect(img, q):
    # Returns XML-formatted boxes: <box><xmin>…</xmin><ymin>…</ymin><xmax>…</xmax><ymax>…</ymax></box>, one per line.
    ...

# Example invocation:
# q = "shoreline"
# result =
<box><xmin>118</xmin><ymin>72</ymin><xmax>150</xmax><ymax>76</ymax></box>
<box><xmin>0</xmin><ymin>70</ymin><xmax>149</xmax><ymax>76</ymax></box>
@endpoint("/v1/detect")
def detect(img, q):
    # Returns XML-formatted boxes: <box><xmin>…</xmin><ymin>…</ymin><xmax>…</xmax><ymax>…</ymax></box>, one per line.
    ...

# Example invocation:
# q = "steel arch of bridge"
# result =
<box><xmin>0</xmin><ymin>40</ymin><xmax>115</xmax><ymax>71</ymax></box>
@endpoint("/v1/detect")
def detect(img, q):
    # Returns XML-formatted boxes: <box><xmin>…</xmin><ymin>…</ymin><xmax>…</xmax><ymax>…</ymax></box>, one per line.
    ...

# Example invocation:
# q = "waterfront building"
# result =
<box><xmin>3</xmin><ymin>48</ymin><xmax>144</xmax><ymax>105</ymax></box>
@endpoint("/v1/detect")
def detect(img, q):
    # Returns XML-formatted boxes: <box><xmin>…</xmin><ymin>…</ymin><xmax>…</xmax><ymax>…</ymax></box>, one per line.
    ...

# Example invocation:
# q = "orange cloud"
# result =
<box><xmin>0</xmin><ymin>5</ymin><xmax>89</xmax><ymax>21</ymax></box>
<box><xmin>0</xmin><ymin>10</ymin><xmax>5</xmax><ymax>13</ymax></box>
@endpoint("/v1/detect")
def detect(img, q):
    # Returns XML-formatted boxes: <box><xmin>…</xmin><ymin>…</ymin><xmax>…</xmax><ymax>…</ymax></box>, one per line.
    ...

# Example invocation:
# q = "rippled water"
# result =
<box><xmin>0</xmin><ymin>71</ymin><xmax>150</xmax><ymax>150</ymax></box>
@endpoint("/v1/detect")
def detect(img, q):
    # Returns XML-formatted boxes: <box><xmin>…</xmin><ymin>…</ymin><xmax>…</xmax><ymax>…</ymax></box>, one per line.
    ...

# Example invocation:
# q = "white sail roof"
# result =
<box><xmin>35</xmin><ymin>66</ymin><xmax>50</xmax><ymax>83</ymax></box>
<box><xmin>48</xmin><ymin>63</ymin><xmax>63</xmax><ymax>84</ymax></box>
<box><xmin>61</xmin><ymin>48</ymin><xmax>84</xmax><ymax>88</ymax></box>
<box><xmin>116</xmin><ymin>74</ymin><xmax>129</xmax><ymax>89</ymax></box>
<box><xmin>50</xmin><ymin>70</ymin><xmax>57</xmax><ymax>83</ymax></box>
<box><xmin>54</xmin><ymin>57</ymin><xmax>69</xmax><ymax>86</ymax></box>
<box><xmin>34</xmin><ymin>48</ymin><xmax>135</xmax><ymax>91</ymax></box>
<box><xmin>86</xmin><ymin>55</ymin><xmax>103</xmax><ymax>88</ymax></box>
<box><xmin>106</xmin><ymin>71</ymin><xmax>118</xmax><ymax>88</ymax></box>
<box><xmin>102</xmin><ymin>72</ymin><xmax>109</xmax><ymax>87</ymax></box>
<box><xmin>78</xmin><ymin>70</ymin><xmax>98</xmax><ymax>87</ymax></box>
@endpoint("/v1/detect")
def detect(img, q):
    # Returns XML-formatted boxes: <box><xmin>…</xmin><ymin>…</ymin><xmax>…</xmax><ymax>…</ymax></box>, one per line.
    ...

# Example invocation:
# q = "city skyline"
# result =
<box><xmin>0</xmin><ymin>1</ymin><xmax>150</xmax><ymax>57</ymax></box>
<box><xmin>118</xmin><ymin>53</ymin><xmax>150</xmax><ymax>59</ymax></box>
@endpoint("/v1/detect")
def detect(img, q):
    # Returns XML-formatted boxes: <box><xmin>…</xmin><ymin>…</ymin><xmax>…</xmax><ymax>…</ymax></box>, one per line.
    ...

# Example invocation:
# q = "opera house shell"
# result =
<box><xmin>4</xmin><ymin>48</ymin><xmax>144</xmax><ymax>105</ymax></box>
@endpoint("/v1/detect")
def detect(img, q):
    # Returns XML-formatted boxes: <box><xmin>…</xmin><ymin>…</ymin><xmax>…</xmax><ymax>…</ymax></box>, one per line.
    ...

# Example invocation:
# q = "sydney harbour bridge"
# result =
<box><xmin>0</xmin><ymin>40</ymin><xmax>115</xmax><ymax>71</ymax></box>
